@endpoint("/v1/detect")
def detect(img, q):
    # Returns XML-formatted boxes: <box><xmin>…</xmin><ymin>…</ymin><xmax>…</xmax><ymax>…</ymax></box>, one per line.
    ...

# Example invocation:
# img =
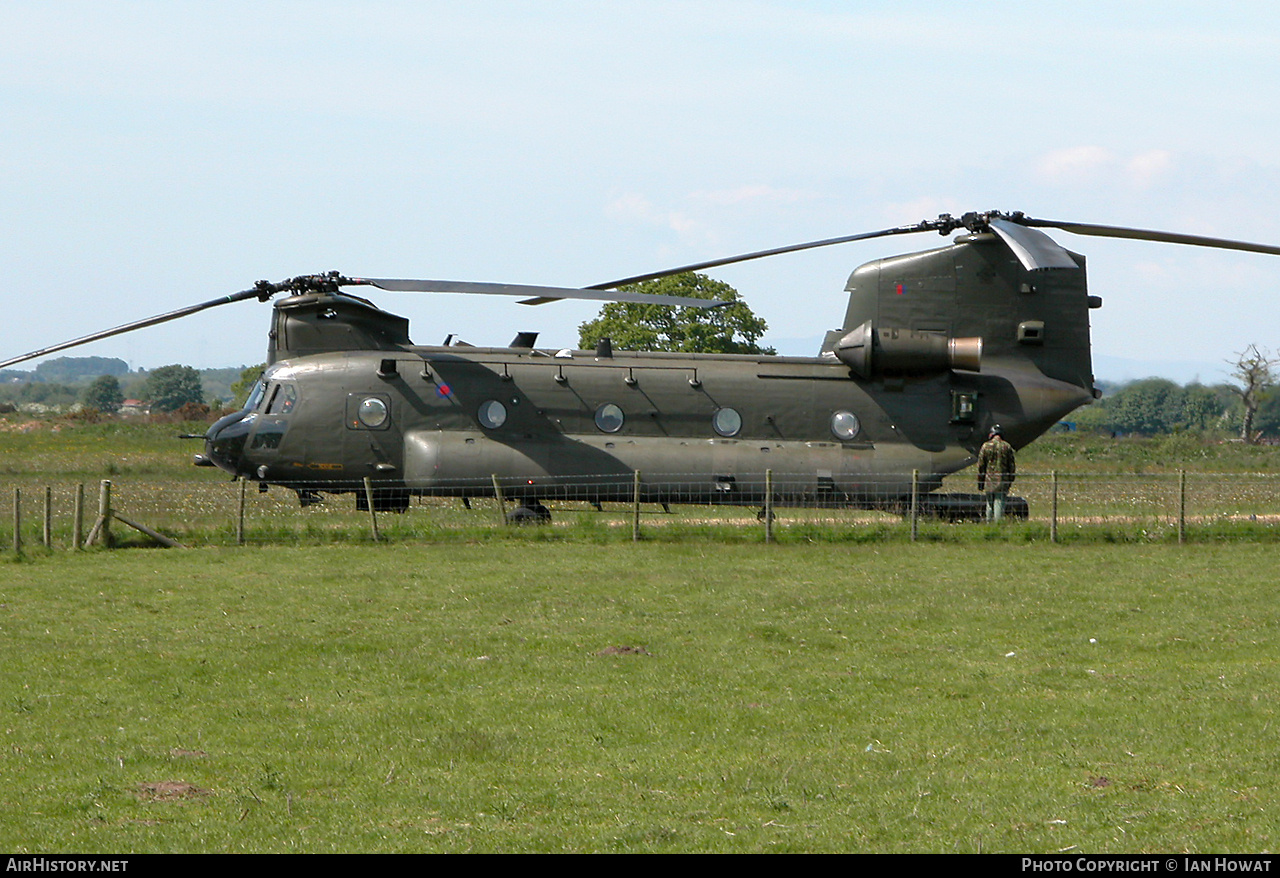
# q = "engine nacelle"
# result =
<box><xmin>832</xmin><ymin>321</ymin><xmax>981</xmax><ymax>379</ymax></box>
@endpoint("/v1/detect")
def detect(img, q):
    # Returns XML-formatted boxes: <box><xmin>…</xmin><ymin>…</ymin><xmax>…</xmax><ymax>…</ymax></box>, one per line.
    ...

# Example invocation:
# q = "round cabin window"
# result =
<box><xmin>712</xmin><ymin>407</ymin><xmax>742</xmax><ymax>437</ymax></box>
<box><xmin>594</xmin><ymin>403</ymin><xmax>625</xmax><ymax>433</ymax></box>
<box><xmin>478</xmin><ymin>400</ymin><xmax>507</xmax><ymax>429</ymax></box>
<box><xmin>830</xmin><ymin>410</ymin><xmax>860</xmax><ymax>440</ymax></box>
<box><xmin>358</xmin><ymin>397</ymin><xmax>389</xmax><ymax>428</ymax></box>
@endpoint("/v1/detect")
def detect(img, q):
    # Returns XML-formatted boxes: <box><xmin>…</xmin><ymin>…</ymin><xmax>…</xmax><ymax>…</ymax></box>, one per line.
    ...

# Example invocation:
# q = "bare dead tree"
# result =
<box><xmin>1229</xmin><ymin>345</ymin><xmax>1278</xmax><ymax>443</ymax></box>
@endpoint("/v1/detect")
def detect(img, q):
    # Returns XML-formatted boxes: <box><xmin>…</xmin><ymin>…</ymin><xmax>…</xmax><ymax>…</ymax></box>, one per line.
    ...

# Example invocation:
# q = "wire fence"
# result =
<box><xmin>3</xmin><ymin>470</ymin><xmax>1280</xmax><ymax>550</ymax></box>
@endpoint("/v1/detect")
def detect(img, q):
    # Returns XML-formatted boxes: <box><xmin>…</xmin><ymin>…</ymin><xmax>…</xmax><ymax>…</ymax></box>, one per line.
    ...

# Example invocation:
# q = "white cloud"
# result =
<box><xmin>882</xmin><ymin>198</ymin><xmax>966</xmax><ymax>225</ymax></box>
<box><xmin>604</xmin><ymin>193</ymin><xmax>697</xmax><ymax>236</ymax></box>
<box><xmin>688</xmin><ymin>185</ymin><xmax>813</xmax><ymax>207</ymax></box>
<box><xmin>1035</xmin><ymin>146</ymin><xmax>1116</xmax><ymax>183</ymax></box>
<box><xmin>1125</xmin><ymin>150</ymin><xmax>1175</xmax><ymax>187</ymax></box>
<box><xmin>1033</xmin><ymin>146</ymin><xmax>1177</xmax><ymax>190</ymax></box>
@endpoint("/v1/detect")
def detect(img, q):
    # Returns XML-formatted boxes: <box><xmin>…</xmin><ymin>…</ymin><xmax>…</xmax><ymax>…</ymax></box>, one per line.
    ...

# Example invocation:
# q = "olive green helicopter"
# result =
<box><xmin>6</xmin><ymin>210</ymin><xmax>1279</xmax><ymax>521</ymax></box>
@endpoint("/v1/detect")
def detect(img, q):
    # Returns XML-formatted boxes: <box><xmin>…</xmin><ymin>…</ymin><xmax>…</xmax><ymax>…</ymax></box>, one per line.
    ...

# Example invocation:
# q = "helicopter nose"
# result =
<box><xmin>204</xmin><ymin>411</ymin><xmax>256</xmax><ymax>475</ymax></box>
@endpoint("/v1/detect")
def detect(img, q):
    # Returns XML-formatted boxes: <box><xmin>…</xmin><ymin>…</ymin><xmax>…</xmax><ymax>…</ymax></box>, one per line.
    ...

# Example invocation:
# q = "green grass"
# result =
<box><xmin>1</xmin><ymin>543</ymin><xmax>1278</xmax><ymax>852</ymax></box>
<box><xmin>1</xmin><ymin>418</ymin><xmax>1277</xmax><ymax>549</ymax></box>
<box><xmin>0</xmin><ymin>418</ymin><xmax>211</xmax><ymax>483</ymax></box>
<box><xmin>1021</xmin><ymin>432</ymin><xmax>1280</xmax><ymax>473</ymax></box>
<box><xmin>2</xmin><ymin>421</ymin><xmax>1279</xmax><ymax>851</ymax></box>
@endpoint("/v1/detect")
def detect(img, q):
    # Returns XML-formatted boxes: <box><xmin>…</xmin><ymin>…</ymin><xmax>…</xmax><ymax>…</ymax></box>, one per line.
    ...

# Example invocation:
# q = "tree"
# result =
<box><xmin>1255</xmin><ymin>389</ymin><xmax>1280</xmax><ymax>438</ymax></box>
<box><xmin>577</xmin><ymin>273</ymin><xmax>774</xmax><ymax>355</ymax></box>
<box><xmin>81</xmin><ymin>375</ymin><xmax>124</xmax><ymax>413</ymax></box>
<box><xmin>35</xmin><ymin>356</ymin><xmax>128</xmax><ymax>384</ymax></box>
<box><xmin>1229</xmin><ymin>345</ymin><xmax>1278</xmax><ymax>444</ymax></box>
<box><xmin>229</xmin><ymin>363</ymin><xmax>266</xmax><ymax>409</ymax></box>
<box><xmin>1081</xmin><ymin>378</ymin><xmax>1228</xmax><ymax>436</ymax></box>
<box><xmin>143</xmin><ymin>364</ymin><xmax>205</xmax><ymax>413</ymax></box>
<box><xmin>1105</xmin><ymin>378</ymin><xmax>1183</xmax><ymax>435</ymax></box>
<box><xmin>1179</xmin><ymin>384</ymin><xmax>1225</xmax><ymax>431</ymax></box>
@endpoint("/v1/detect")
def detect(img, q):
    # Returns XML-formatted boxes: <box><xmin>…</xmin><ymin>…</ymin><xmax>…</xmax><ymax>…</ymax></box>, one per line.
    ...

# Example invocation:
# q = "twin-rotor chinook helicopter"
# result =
<box><xmin>8</xmin><ymin>210</ymin><xmax>1280</xmax><ymax>521</ymax></box>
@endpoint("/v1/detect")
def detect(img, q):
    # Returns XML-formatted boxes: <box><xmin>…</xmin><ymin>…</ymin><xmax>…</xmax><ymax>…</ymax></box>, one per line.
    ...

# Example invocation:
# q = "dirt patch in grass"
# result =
<box><xmin>134</xmin><ymin>781</ymin><xmax>210</xmax><ymax>802</ymax></box>
<box><xmin>597</xmin><ymin>645</ymin><xmax>651</xmax><ymax>656</ymax></box>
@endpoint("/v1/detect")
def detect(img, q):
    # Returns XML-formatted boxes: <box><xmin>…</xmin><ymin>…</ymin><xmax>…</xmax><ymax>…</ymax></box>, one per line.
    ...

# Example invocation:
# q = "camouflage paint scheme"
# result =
<box><xmin>204</xmin><ymin>226</ymin><xmax>1095</xmax><ymax>514</ymax></box>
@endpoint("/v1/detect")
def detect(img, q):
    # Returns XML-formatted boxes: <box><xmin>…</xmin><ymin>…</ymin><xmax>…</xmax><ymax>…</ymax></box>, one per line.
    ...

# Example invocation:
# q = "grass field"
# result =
<box><xmin>1</xmin><ymin>419</ymin><xmax>1279</xmax><ymax>548</ymax></box>
<box><xmin>2</xmin><ymin>542</ymin><xmax>1278</xmax><ymax>853</ymax></box>
<box><xmin>1</xmin><ymin>419</ymin><xmax>1278</xmax><ymax>852</ymax></box>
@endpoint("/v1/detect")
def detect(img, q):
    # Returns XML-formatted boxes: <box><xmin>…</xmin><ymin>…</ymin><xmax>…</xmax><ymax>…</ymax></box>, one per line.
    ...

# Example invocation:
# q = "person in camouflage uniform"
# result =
<box><xmin>977</xmin><ymin>424</ymin><xmax>1016</xmax><ymax>523</ymax></box>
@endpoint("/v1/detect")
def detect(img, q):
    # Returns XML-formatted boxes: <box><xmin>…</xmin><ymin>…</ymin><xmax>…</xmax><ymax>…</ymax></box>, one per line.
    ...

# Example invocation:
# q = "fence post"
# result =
<box><xmin>85</xmin><ymin>480</ymin><xmax>112</xmax><ymax>548</ymax></box>
<box><xmin>1051</xmin><ymin>471</ymin><xmax>1059</xmax><ymax>544</ymax></box>
<box><xmin>910</xmin><ymin>470</ymin><xmax>919</xmax><ymax>542</ymax></box>
<box><xmin>236</xmin><ymin>477</ymin><xmax>247</xmax><ymax>545</ymax></box>
<box><xmin>1178</xmin><ymin>470</ymin><xmax>1186</xmax><ymax>545</ymax></box>
<box><xmin>363</xmin><ymin>477</ymin><xmax>381</xmax><ymax>541</ymax></box>
<box><xmin>764</xmin><ymin>469</ymin><xmax>774</xmax><ymax>543</ymax></box>
<box><xmin>12</xmin><ymin>488</ymin><xmax>20</xmax><ymax>555</ymax></box>
<box><xmin>43</xmin><ymin>487</ymin><xmax>52</xmax><ymax>549</ymax></box>
<box><xmin>100</xmin><ymin>480</ymin><xmax>112</xmax><ymax>547</ymax></box>
<box><xmin>632</xmin><ymin>470</ymin><xmax>642</xmax><ymax>542</ymax></box>
<box><xmin>490</xmin><ymin>474</ymin><xmax>507</xmax><ymax>524</ymax></box>
<box><xmin>73</xmin><ymin>483</ymin><xmax>84</xmax><ymax>551</ymax></box>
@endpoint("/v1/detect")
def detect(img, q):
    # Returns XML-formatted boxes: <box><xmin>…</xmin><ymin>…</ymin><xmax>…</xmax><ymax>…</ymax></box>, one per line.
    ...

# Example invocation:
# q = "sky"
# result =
<box><xmin>3</xmin><ymin>0</ymin><xmax>1280</xmax><ymax>384</ymax></box>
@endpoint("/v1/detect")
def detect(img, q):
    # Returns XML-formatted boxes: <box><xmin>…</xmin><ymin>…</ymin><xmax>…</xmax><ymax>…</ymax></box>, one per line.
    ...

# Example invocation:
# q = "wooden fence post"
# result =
<box><xmin>910</xmin><ymin>470</ymin><xmax>919</xmax><ymax>542</ymax></box>
<box><xmin>42</xmin><ymin>487</ymin><xmax>52</xmax><ymax>549</ymax></box>
<box><xmin>1051</xmin><ymin>471</ymin><xmax>1059</xmax><ymax>544</ymax></box>
<box><xmin>363</xmin><ymin>477</ymin><xmax>381</xmax><ymax>541</ymax></box>
<box><xmin>73</xmin><ymin>484</ymin><xmax>84</xmax><ymax>550</ymax></box>
<box><xmin>1178</xmin><ymin>470</ymin><xmax>1186</xmax><ymax>545</ymax></box>
<box><xmin>632</xmin><ymin>470</ymin><xmax>642</xmax><ymax>542</ymax></box>
<box><xmin>236</xmin><ymin>477</ymin><xmax>247</xmax><ymax>545</ymax></box>
<box><xmin>100</xmin><ymin>479</ymin><xmax>112</xmax><ymax>547</ymax></box>
<box><xmin>764</xmin><ymin>469</ymin><xmax>774</xmax><ymax>544</ymax></box>
<box><xmin>491</xmin><ymin>475</ymin><xmax>507</xmax><ymax>524</ymax></box>
<box><xmin>84</xmin><ymin>480</ymin><xmax>112</xmax><ymax>548</ymax></box>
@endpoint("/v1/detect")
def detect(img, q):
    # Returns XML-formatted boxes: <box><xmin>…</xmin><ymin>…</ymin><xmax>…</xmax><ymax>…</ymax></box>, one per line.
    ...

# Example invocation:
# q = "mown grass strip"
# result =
<box><xmin>1</xmin><ymin>543</ymin><xmax>1277</xmax><ymax>852</ymax></box>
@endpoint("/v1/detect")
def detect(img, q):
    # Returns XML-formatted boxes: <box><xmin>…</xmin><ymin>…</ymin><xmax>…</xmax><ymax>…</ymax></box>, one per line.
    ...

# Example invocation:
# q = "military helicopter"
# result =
<box><xmin>6</xmin><ymin>210</ymin><xmax>1279</xmax><ymax>521</ymax></box>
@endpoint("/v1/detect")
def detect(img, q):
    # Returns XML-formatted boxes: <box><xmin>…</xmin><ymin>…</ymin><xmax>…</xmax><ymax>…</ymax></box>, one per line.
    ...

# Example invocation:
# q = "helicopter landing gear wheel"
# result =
<box><xmin>506</xmin><ymin>503</ymin><xmax>551</xmax><ymax>525</ymax></box>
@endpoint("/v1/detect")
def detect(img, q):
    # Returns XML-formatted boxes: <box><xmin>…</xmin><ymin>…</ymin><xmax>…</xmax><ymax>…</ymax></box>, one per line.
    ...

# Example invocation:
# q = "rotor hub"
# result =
<box><xmin>255</xmin><ymin>271</ymin><xmax>361</xmax><ymax>299</ymax></box>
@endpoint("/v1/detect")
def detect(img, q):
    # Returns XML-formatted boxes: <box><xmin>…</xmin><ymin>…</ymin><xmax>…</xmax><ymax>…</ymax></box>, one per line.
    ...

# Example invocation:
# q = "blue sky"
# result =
<box><xmin>4</xmin><ymin>1</ymin><xmax>1279</xmax><ymax>382</ymax></box>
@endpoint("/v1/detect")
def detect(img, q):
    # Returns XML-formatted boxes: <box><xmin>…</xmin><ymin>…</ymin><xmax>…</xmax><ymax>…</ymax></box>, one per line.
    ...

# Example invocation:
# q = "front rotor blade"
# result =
<box><xmin>588</xmin><ymin>222</ymin><xmax>943</xmax><ymax>289</ymax></box>
<box><xmin>1016</xmin><ymin>217</ymin><xmax>1280</xmax><ymax>256</ymax></box>
<box><xmin>0</xmin><ymin>287</ymin><xmax>263</xmax><ymax>371</ymax></box>
<box><xmin>355</xmin><ymin>278</ymin><xmax>725</xmax><ymax>308</ymax></box>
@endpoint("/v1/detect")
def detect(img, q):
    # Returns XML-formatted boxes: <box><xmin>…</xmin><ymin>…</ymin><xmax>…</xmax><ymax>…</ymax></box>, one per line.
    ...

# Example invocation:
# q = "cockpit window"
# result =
<box><xmin>266</xmin><ymin>383</ymin><xmax>297</xmax><ymax>415</ymax></box>
<box><xmin>250</xmin><ymin>420</ymin><xmax>286</xmax><ymax>450</ymax></box>
<box><xmin>245</xmin><ymin>379</ymin><xmax>267</xmax><ymax>412</ymax></box>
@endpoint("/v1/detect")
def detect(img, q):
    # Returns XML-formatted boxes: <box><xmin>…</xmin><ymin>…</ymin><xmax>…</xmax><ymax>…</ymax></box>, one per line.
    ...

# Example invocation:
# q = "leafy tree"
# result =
<box><xmin>35</xmin><ymin>356</ymin><xmax>129</xmax><ymax>384</ymax></box>
<box><xmin>143</xmin><ymin>364</ymin><xmax>204</xmax><ymax>413</ymax></box>
<box><xmin>2</xmin><ymin>381</ymin><xmax>78</xmax><ymax>407</ymax></box>
<box><xmin>1085</xmin><ymin>378</ymin><xmax>1228</xmax><ymax>435</ymax></box>
<box><xmin>1105</xmin><ymin>378</ymin><xmax>1184</xmax><ymax>434</ymax></box>
<box><xmin>81</xmin><ymin>375</ymin><xmax>124</xmax><ymax>413</ymax></box>
<box><xmin>229</xmin><ymin>363</ymin><xmax>266</xmax><ymax>409</ymax></box>
<box><xmin>1181</xmin><ymin>384</ymin><xmax>1227</xmax><ymax>432</ymax></box>
<box><xmin>1255</xmin><ymin>390</ymin><xmax>1280</xmax><ymax>438</ymax></box>
<box><xmin>1229</xmin><ymin>345</ymin><xmax>1277</xmax><ymax>444</ymax></box>
<box><xmin>577</xmin><ymin>273</ymin><xmax>774</xmax><ymax>354</ymax></box>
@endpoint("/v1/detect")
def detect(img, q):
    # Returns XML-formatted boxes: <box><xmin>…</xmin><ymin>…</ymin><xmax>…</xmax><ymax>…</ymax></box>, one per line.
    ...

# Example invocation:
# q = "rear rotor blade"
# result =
<box><xmin>0</xmin><ymin>287</ymin><xmax>264</xmax><ymax>371</ymax></box>
<box><xmin>1014</xmin><ymin>217</ymin><xmax>1280</xmax><ymax>256</ymax></box>
<box><xmin>988</xmin><ymin>217</ymin><xmax>1081</xmax><ymax>271</ymax></box>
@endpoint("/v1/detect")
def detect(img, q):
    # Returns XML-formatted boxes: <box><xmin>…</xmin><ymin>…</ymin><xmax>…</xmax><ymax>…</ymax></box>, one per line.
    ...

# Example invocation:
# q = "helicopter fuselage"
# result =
<box><xmin>204</xmin><ymin>342</ymin><xmax>1091</xmax><ymax>510</ymax></box>
<box><xmin>201</xmin><ymin>226</ymin><xmax>1103</xmax><ymax>513</ymax></box>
